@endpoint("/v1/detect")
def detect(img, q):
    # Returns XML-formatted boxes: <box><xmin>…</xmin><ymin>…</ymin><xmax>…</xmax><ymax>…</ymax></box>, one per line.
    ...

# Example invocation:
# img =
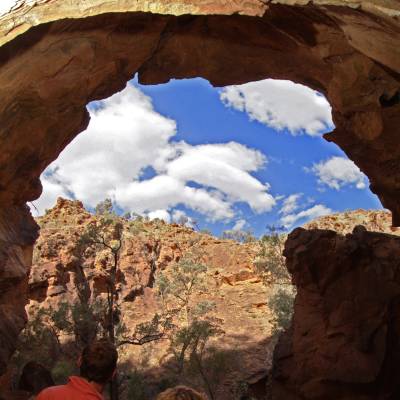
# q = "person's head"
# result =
<box><xmin>156</xmin><ymin>386</ymin><xmax>208</xmax><ymax>400</ymax></box>
<box><xmin>79</xmin><ymin>339</ymin><xmax>118</xmax><ymax>385</ymax></box>
<box><xmin>18</xmin><ymin>361</ymin><xmax>54</xmax><ymax>395</ymax></box>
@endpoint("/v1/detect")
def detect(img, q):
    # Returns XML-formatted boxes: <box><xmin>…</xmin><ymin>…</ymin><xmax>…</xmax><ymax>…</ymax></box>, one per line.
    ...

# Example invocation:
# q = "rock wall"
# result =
<box><xmin>0</xmin><ymin>206</ymin><xmax>38</xmax><ymax>375</ymax></box>
<box><xmin>26</xmin><ymin>199</ymin><xmax>272</xmax><ymax>399</ymax></box>
<box><xmin>271</xmin><ymin>226</ymin><xmax>400</xmax><ymax>399</ymax></box>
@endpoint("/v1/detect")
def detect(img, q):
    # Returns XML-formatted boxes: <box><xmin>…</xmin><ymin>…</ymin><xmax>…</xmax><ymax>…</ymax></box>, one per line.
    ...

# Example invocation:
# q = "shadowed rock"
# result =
<box><xmin>272</xmin><ymin>226</ymin><xmax>400</xmax><ymax>399</ymax></box>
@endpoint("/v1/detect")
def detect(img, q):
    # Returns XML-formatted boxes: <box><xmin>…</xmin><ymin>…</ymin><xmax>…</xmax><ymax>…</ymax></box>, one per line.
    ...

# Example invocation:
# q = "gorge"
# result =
<box><xmin>1</xmin><ymin>1</ymin><xmax>400</xmax><ymax>399</ymax></box>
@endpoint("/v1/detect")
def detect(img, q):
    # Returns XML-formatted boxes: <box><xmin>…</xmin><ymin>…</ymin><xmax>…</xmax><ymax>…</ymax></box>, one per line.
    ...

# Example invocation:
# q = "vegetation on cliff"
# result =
<box><xmin>10</xmin><ymin>199</ymin><xmax>395</xmax><ymax>399</ymax></box>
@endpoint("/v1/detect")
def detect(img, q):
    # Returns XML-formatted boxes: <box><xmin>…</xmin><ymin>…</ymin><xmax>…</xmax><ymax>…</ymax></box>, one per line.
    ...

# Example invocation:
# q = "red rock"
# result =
<box><xmin>26</xmin><ymin>199</ymin><xmax>271</xmax><ymax>399</ymax></box>
<box><xmin>271</xmin><ymin>225</ymin><xmax>400</xmax><ymax>399</ymax></box>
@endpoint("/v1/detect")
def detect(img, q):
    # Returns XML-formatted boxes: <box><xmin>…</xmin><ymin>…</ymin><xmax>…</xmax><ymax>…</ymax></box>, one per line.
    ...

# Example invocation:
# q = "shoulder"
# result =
<box><xmin>36</xmin><ymin>385</ymin><xmax>68</xmax><ymax>399</ymax></box>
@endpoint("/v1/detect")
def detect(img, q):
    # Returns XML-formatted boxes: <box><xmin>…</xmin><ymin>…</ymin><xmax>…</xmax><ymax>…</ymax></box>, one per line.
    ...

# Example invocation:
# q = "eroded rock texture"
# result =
<box><xmin>27</xmin><ymin>199</ymin><xmax>271</xmax><ymax>399</ymax></box>
<box><xmin>272</xmin><ymin>227</ymin><xmax>400</xmax><ymax>400</ymax></box>
<box><xmin>0</xmin><ymin>206</ymin><xmax>38</xmax><ymax>374</ymax></box>
<box><xmin>0</xmin><ymin>0</ymin><xmax>400</xmax><ymax>392</ymax></box>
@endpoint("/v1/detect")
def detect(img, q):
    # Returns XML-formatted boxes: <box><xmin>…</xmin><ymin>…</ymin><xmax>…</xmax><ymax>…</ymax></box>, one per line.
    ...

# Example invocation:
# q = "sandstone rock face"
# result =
<box><xmin>27</xmin><ymin>199</ymin><xmax>272</xmax><ymax>398</ymax></box>
<box><xmin>0</xmin><ymin>0</ymin><xmax>400</xmax><ymax>389</ymax></box>
<box><xmin>0</xmin><ymin>206</ymin><xmax>38</xmax><ymax>375</ymax></box>
<box><xmin>271</xmin><ymin>225</ymin><xmax>400</xmax><ymax>399</ymax></box>
<box><xmin>303</xmin><ymin>208</ymin><xmax>400</xmax><ymax>235</ymax></box>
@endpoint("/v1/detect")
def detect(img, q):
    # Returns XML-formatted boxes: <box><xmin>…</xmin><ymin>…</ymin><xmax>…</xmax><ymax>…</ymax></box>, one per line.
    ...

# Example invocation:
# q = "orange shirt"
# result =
<box><xmin>36</xmin><ymin>376</ymin><xmax>103</xmax><ymax>400</ymax></box>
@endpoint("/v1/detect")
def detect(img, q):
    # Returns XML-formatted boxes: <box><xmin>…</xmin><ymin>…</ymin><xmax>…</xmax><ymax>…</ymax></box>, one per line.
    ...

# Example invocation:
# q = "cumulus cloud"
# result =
<box><xmin>311</xmin><ymin>156</ymin><xmax>367</xmax><ymax>190</ymax></box>
<box><xmin>232</xmin><ymin>219</ymin><xmax>247</xmax><ymax>231</ymax></box>
<box><xmin>279</xmin><ymin>193</ymin><xmax>302</xmax><ymax>215</ymax></box>
<box><xmin>278</xmin><ymin>193</ymin><xmax>332</xmax><ymax>228</ymax></box>
<box><xmin>33</xmin><ymin>84</ymin><xmax>275</xmax><ymax>221</ymax></box>
<box><xmin>0</xmin><ymin>0</ymin><xmax>16</xmax><ymax>15</ymax></box>
<box><xmin>280</xmin><ymin>204</ymin><xmax>332</xmax><ymax>228</ymax></box>
<box><xmin>46</xmin><ymin>85</ymin><xmax>177</xmax><ymax>207</ymax></box>
<box><xmin>147</xmin><ymin>209</ymin><xmax>171</xmax><ymax>223</ymax></box>
<box><xmin>220</xmin><ymin>79</ymin><xmax>333</xmax><ymax>136</ymax></box>
<box><xmin>115</xmin><ymin>174</ymin><xmax>236</xmax><ymax>221</ymax></box>
<box><xmin>32</xmin><ymin>173</ymin><xmax>71</xmax><ymax>215</ymax></box>
<box><xmin>164</xmin><ymin>142</ymin><xmax>274</xmax><ymax>213</ymax></box>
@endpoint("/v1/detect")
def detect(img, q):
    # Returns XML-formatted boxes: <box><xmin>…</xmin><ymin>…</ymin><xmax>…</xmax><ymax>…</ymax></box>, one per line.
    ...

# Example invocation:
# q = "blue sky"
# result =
<box><xmin>33</xmin><ymin>76</ymin><xmax>382</xmax><ymax>237</ymax></box>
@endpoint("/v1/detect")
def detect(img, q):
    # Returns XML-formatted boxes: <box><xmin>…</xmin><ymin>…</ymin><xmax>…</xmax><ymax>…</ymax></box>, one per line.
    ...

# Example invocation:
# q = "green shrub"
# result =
<box><xmin>52</xmin><ymin>360</ymin><xmax>77</xmax><ymax>384</ymax></box>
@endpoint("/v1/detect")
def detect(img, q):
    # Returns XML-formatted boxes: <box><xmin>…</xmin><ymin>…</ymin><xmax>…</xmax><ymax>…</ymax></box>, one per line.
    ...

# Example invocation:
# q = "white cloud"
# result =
<box><xmin>0</xmin><ymin>0</ymin><xmax>16</xmax><ymax>15</ymax></box>
<box><xmin>172</xmin><ymin>210</ymin><xmax>196</xmax><ymax>228</ymax></box>
<box><xmin>220</xmin><ymin>79</ymin><xmax>333</xmax><ymax>136</ymax></box>
<box><xmin>147</xmin><ymin>209</ymin><xmax>171</xmax><ymax>223</ymax></box>
<box><xmin>30</xmin><ymin>173</ymin><xmax>71</xmax><ymax>215</ymax></box>
<box><xmin>47</xmin><ymin>85</ymin><xmax>177</xmax><ymax>207</ymax></box>
<box><xmin>232</xmin><ymin>219</ymin><xmax>247</xmax><ymax>231</ymax></box>
<box><xmin>311</xmin><ymin>156</ymin><xmax>367</xmax><ymax>190</ymax></box>
<box><xmin>35</xmin><ymin>83</ymin><xmax>275</xmax><ymax>221</ymax></box>
<box><xmin>115</xmin><ymin>174</ymin><xmax>235</xmax><ymax>221</ymax></box>
<box><xmin>165</xmin><ymin>142</ymin><xmax>275</xmax><ymax>213</ymax></box>
<box><xmin>279</xmin><ymin>193</ymin><xmax>302</xmax><ymax>215</ymax></box>
<box><xmin>280</xmin><ymin>204</ymin><xmax>332</xmax><ymax>228</ymax></box>
<box><xmin>172</xmin><ymin>210</ymin><xmax>187</xmax><ymax>223</ymax></box>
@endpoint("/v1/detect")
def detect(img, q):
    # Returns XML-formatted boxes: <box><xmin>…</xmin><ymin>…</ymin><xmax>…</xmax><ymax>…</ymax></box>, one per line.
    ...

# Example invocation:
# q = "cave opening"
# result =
<box><xmin>12</xmin><ymin>74</ymin><xmax>385</xmax><ymax>400</ymax></box>
<box><xmin>1</xmin><ymin>2</ymin><xmax>400</xmax><ymax>400</ymax></box>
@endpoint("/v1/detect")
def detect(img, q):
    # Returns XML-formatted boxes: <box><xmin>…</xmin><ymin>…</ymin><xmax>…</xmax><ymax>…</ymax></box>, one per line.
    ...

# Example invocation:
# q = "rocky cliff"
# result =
<box><xmin>303</xmin><ymin>208</ymin><xmax>400</xmax><ymax>235</ymax></box>
<box><xmin>272</xmin><ymin>217</ymin><xmax>400</xmax><ymax>400</ymax></box>
<box><xmin>27</xmin><ymin>198</ymin><xmax>272</xmax><ymax>398</ymax></box>
<box><xmin>15</xmin><ymin>200</ymin><xmax>400</xmax><ymax>400</ymax></box>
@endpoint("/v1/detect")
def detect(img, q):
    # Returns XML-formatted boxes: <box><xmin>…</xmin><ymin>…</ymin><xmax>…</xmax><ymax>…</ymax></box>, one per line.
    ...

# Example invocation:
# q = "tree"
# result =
<box><xmin>157</xmin><ymin>253</ymin><xmax>208</xmax><ymax>326</ymax></box>
<box><xmin>12</xmin><ymin>307</ymin><xmax>63</xmax><ymax>371</ymax></box>
<box><xmin>254</xmin><ymin>225</ymin><xmax>289</xmax><ymax>285</ymax></box>
<box><xmin>16</xmin><ymin>200</ymin><xmax>172</xmax><ymax>399</ymax></box>
<box><xmin>77</xmin><ymin>200</ymin><xmax>168</xmax><ymax>400</ymax></box>
<box><xmin>11</xmin><ymin>301</ymin><xmax>104</xmax><ymax>384</ymax></box>
<box><xmin>170</xmin><ymin>319</ymin><xmax>227</xmax><ymax>400</ymax></box>
<box><xmin>78</xmin><ymin>218</ymin><xmax>123</xmax><ymax>344</ymax></box>
<box><xmin>221</xmin><ymin>229</ymin><xmax>256</xmax><ymax>243</ymax></box>
<box><xmin>156</xmin><ymin>252</ymin><xmax>226</xmax><ymax>400</ymax></box>
<box><xmin>254</xmin><ymin>226</ymin><xmax>296</xmax><ymax>335</ymax></box>
<box><xmin>175</xmin><ymin>214</ymin><xmax>189</xmax><ymax>226</ymax></box>
<box><xmin>95</xmin><ymin>198</ymin><xmax>114</xmax><ymax>216</ymax></box>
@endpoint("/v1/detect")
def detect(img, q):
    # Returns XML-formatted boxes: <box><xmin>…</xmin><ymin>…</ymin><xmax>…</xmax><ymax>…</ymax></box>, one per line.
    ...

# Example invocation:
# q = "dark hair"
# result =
<box><xmin>18</xmin><ymin>361</ymin><xmax>54</xmax><ymax>395</ymax></box>
<box><xmin>156</xmin><ymin>386</ymin><xmax>208</xmax><ymax>400</ymax></box>
<box><xmin>80</xmin><ymin>339</ymin><xmax>118</xmax><ymax>384</ymax></box>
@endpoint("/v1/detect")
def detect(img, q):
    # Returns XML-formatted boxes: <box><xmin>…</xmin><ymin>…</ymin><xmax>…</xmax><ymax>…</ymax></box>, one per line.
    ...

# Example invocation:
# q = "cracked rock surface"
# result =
<box><xmin>272</xmin><ymin>224</ymin><xmax>400</xmax><ymax>399</ymax></box>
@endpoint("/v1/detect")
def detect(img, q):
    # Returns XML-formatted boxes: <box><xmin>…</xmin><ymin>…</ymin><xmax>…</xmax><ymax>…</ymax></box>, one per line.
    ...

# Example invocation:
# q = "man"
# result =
<box><xmin>18</xmin><ymin>361</ymin><xmax>54</xmax><ymax>398</ymax></box>
<box><xmin>37</xmin><ymin>339</ymin><xmax>118</xmax><ymax>400</ymax></box>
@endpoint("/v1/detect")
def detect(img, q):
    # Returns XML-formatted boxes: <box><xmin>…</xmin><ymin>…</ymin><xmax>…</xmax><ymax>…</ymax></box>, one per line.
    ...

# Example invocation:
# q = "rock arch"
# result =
<box><xmin>0</xmin><ymin>1</ymin><xmax>400</xmax><ymax>398</ymax></box>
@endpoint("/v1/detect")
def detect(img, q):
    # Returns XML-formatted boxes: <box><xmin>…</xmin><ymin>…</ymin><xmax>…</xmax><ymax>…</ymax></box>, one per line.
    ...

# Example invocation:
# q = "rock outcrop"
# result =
<box><xmin>0</xmin><ymin>0</ymin><xmax>400</xmax><ymax>394</ymax></box>
<box><xmin>303</xmin><ymin>208</ymin><xmax>400</xmax><ymax>235</ymax></box>
<box><xmin>272</xmin><ymin>225</ymin><xmax>400</xmax><ymax>399</ymax></box>
<box><xmin>26</xmin><ymin>198</ymin><xmax>271</xmax><ymax>398</ymax></box>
